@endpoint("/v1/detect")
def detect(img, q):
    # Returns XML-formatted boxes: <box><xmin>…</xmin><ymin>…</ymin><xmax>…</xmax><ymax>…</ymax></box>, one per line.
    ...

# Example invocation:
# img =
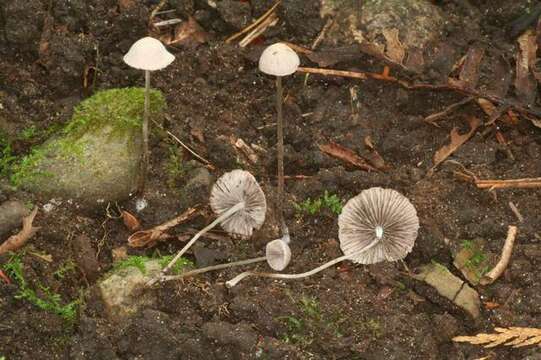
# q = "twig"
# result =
<box><xmin>294</xmin><ymin>65</ymin><xmax>541</xmax><ymax>118</ymax></box>
<box><xmin>0</xmin><ymin>207</ymin><xmax>40</xmax><ymax>255</ymax></box>
<box><xmin>480</xmin><ymin>225</ymin><xmax>518</xmax><ymax>285</ymax></box>
<box><xmin>225</xmin><ymin>1</ymin><xmax>281</xmax><ymax>44</ymax></box>
<box><xmin>151</xmin><ymin>119</ymin><xmax>215</xmax><ymax>170</ymax></box>
<box><xmin>239</xmin><ymin>13</ymin><xmax>278</xmax><ymax>47</ymax></box>
<box><xmin>475</xmin><ymin>177</ymin><xmax>541</xmax><ymax>189</ymax></box>
<box><xmin>423</xmin><ymin>97</ymin><xmax>474</xmax><ymax>125</ymax></box>
<box><xmin>128</xmin><ymin>207</ymin><xmax>201</xmax><ymax>248</ymax></box>
<box><xmin>508</xmin><ymin>202</ymin><xmax>524</xmax><ymax>223</ymax></box>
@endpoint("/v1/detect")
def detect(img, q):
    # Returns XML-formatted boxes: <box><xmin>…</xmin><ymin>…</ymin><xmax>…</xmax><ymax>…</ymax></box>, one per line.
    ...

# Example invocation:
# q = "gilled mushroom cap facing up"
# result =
<box><xmin>265</xmin><ymin>239</ymin><xmax>291</xmax><ymax>271</ymax></box>
<box><xmin>338</xmin><ymin>187</ymin><xmax>419</xmax><ymax>264</ymax></box>
<box><xmin>123</xmin><ymin>37</ymin><xmax>175</xmax><ymax>71</ymax></box>
<box><xmin>210</xmin><ymin>170</ymin><xmax>267</xmax><ymax>238</ymax></box>
<box><xmin>258</xmin><ymin>43</ymin><xmax>300</xmax><ymax>77</ymax></box>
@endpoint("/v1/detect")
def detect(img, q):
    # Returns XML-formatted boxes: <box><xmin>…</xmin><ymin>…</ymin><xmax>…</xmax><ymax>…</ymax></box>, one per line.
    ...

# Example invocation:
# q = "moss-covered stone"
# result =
<box><xmin>12</xmin><ymin>88</ymin><xmax>165</xmax><ymax>207</ymax></box>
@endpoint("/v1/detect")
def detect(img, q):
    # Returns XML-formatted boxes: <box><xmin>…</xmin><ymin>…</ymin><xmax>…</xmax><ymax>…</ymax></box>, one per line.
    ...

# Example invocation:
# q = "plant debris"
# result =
<box><xmin>121</xmin><ymin>210</ymin><xmax>142</xmax><ymax>232</ymax></box>
<box><xmin>319</xmin><ymin>142</ymin><xmax>378</xmax><ymax>172</ymax></box>
<box><xmin>479</xmin><ymin>225</ymin><xmax>518</xmax><ymax>285</ymax></box>
<box><xmin>429</xmin><ymin>117</ymin><xmax>481</xmax><ymax>174</ymax></box>
<box><xmin>0</xmin><ymin>207</ymin><xmax>40</xmax><ymax>255</ymax></box>
<box><xmin>453</xmin><ymin>327</ymin><xmax>541</xmax><ymax>348</ymax></box>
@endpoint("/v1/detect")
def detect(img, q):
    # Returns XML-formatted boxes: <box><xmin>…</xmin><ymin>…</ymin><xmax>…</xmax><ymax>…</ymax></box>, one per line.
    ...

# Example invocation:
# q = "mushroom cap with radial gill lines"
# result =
<box><xmin>123</xmin><ymin>37</ymin><xmax>175</xmax><ymax>71</ymax></box>
<box><xmin>258</xmin><ymin>43</ymin><xmax>300</xmax><ymax>77</ymax></box>
<box><xmin>338</xmin><ymin>187</ymin><xmax>419</xmax><ymax>264</ymax></box>
<box><xmin>265</xmin><ymin>239</ymin><xmax>291</xmax><ymax>271</ymax></box>
<box><xmin>210</xmin><ymin>170</ymin><xmax>267</xmax><ymax>238</ymax></box>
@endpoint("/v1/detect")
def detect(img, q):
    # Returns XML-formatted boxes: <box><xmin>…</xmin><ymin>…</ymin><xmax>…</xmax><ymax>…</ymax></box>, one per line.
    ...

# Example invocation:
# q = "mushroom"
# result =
<box><xmin>161</xmin><ymin>239</ymin><xmax>291</xmax><ymax>282</ymax></box>
<box><xmin>226</xmin><ymin>187</ymin><xmax>419</xmax><ymax>288</ymax></box>
<box><xmin>147</xmin><ymin>169</ymin><xmax>267</xmax><ymax>286</ymax></box>
<box><xmin>123</xmin><ymin>37</ymin><xmax>175</xmax><ymax>194</ymax></box>
<box><xmin>258</xmin><ymin>43</ymin><xmax>300</xmax><ymax>233</ymax></box>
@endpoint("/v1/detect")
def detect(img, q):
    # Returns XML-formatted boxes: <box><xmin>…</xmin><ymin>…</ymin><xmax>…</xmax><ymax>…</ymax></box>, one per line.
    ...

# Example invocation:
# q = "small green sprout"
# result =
<box><xmin>294</xmin><ymin>191</ymin><xmax>344</xmax><ymax>216</ymax></box>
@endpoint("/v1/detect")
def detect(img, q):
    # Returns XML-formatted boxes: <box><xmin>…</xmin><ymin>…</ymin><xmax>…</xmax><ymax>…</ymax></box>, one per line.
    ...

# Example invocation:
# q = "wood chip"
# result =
<box><xmin>121</xmin><ymin>210</ymin><xmax>142</xmax><ymax>232</ymax></box>
<box><xmin>382</xmin><ymin>28</ymin><xmax>405</xmax><ymax>65</ymax></box>
<box><xmin>515</xmin><ymin>30</ymin><xmax>537</xmax><ymax>104</ymax></box>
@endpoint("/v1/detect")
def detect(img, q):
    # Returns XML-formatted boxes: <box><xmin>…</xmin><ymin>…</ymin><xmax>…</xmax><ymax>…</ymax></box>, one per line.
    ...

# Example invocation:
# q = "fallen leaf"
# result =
<box><xmin>169</xmin><ymin>17</ymin><xmax>209</xmax><ymax>47</ymax></box>
<box><xmin>382</xmin><ymin>28</ymin><xmax>405</xmax><ymax>64</ymax></box>
<box><xmin>121</xmin><ymin>210</ymin><xmax>142</xmax><ymax>232</ymax></box>
<box><xmin>0</xmin><ymin>207</ymin><xmax>40</xmax><ymax>255</ymax></box>
<box><xmin>429</xmin><ymin>117</ymin><xmax>482</xmax><ymax>173</ymax></box>
<box><xmin>319</xmin><ymin>142</ymin><xmax>378</xmax><ymax>172</ymax></box>
<box><xmin>363</xmin><ymin>136</ymin><xmax>390</xmax><ymax>171</ymax></box>
<box><xmin>515</xmin><ymin>30</ymin><xmax>537</xmax><ymax>104</ymax></box>
<box><xmin>483</xmin><ymin>301</ymin><xmax>500</xmax><ymax>310</ymax></box>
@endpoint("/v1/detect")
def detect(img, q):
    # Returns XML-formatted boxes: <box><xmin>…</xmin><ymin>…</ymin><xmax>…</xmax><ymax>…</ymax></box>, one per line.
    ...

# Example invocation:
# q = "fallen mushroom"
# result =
<box><xmin>123</xmin><ymin>37</ymin><xmax>175</xmax><ymax>195</ymax></box>
<box><xmin>147</xmin><ymin>169</ymin><xmax>267</xmax><ymax>286</ymax></box>
<box><xmin>226</xmin><ymin>187</ymin><xmax>419</xmax><ymax>287</ymax></box>
<box><xmin>258</xmin><ymin>43</ymin><xmax>300</xmax><ymax>235</ymax></box>
<box><xmin>162</xmin><ymin>238</ymin><xmax>291</xmax><ymax>281</ymax></box>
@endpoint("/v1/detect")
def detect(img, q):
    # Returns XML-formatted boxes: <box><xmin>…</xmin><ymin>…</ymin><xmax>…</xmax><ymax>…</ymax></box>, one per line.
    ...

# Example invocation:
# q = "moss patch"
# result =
<box><xmin>10</xmin><ymin>88</ymin><xmax>165</xmax><ymax>193</ymax></box>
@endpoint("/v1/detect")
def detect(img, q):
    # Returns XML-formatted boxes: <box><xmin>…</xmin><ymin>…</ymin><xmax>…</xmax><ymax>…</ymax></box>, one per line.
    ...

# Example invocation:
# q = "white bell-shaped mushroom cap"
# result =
<box><xmin>258</xmin><ymin>43</ymin><xmax>300</xmax><ymax>77</ymax></box>
<box><xmin>265</xmin><ymin>239</ymin><xmax>291</xmax><ymax>271</ymax></box>
<box><xmin>210</xmin><ymin>170</ymin><xmax>267</xmax><ymax>237</ymax></box>
<box><xmin>123</xmin><ymin>37</ymin><xmax>175</xmax><ymax>71</ymax></box>
<box><xmin>338</xmin><ymin>187</ymin><xmax>419</xmax><ymax>264</ymax></box>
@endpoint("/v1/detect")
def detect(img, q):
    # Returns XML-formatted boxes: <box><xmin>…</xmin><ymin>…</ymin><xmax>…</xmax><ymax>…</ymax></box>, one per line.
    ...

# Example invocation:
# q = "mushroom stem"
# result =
<box><xmin>276</xmin><ymin>75</ymin><xmax>284</xmax><ymax>230</ymax></box>
<box><xmin>138</xmin><ymin>69</ymin><xmax>151</xmax><ymax>194</ymax></box>
<box><xmin>147</xmin><ymin>201</ymin><xmax>246</xmax><ymax>286</ymax></box>
<box><xmin>225</xmin><ymin>238</ymin><xmax>380</xmax><ymax>288</ymax></box>
<box><xmin>162</xmin><ymin>256</ymin><xmax>267</xmax><ymax>282</ymax></box>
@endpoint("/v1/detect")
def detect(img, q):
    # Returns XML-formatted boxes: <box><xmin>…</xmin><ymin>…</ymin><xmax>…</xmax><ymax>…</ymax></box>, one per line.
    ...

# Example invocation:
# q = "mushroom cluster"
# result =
<box><xmin>121</xmin><ymin>37</ymin><xmax>421</xmax><ymax>290</ymax></box>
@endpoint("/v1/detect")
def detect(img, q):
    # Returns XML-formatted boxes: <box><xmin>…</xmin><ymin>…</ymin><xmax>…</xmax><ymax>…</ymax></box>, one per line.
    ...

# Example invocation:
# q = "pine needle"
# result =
<box><xmin>453</xmin><ymin>327</ymin><xmax>541</xmax><ymax>348</ymax></box>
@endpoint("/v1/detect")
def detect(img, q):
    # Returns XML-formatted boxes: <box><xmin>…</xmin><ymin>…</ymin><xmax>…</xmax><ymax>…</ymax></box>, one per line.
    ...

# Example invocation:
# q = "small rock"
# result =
<box><xmin>98</xmin><ymin>260</ymin><xmax>161</xmax><ymax>322</ymax></box>
<box><xmin>72</xmin><ymin>234</ymin><xmax>100</xmax><ymax>283</ymax></box>
<box><xmin>412</xmin><ymin>262</ymin><xmax>481</xmax><ymax>318</ymax></box>
<box><xmin>0</xmin><ymin>200</ymin><xmax>30</xmax><ymax>238</ymax></box>
<box><xmin>216</xmin><ymin>0</ymin><xmax>252</xmax><ymax>29</ymax></box>
<box><xmin>202</xmin><ymin>321</ymin><xmax>257</xmax><ymax>353</ymax></box>
<box><xmin>14</xmin><ymin>88</ymin><xmax>165</xmax><ymax>208</ymax></box>
<box><xmin>193</xmin><ymin>245</ymin><xmax>225</xmax><ymax>267</ymax></box>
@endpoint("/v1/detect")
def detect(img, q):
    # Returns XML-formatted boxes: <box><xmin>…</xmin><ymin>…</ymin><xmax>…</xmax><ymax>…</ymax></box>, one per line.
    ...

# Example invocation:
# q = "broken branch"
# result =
<box><xmin>0</xmin><ymin>207</ymin><xmax>40</xmax><ymax>255</ymax></box>
<box><xmin>480</xmin><ymin>225</ymin><xmax>518</xmax><ymax>285</ymax></box>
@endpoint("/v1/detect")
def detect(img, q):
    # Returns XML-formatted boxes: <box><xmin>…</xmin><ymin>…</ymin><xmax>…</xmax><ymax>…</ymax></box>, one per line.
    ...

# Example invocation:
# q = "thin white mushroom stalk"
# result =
<box><xmin>162</xmin><ymin>237</ymin><xmax>290</xmax><ymax>282</ymax></box>
<box><xmin>225</xmin><ymin>239</ymin><xmax>379</xmax><ymax>288</ymax></box>
<box><xmin>226</xmin><ymin>187</ymin><xmax>419</xmax><ymax>288</ymax></box>
<box><xmin>146</xmin><ymin>170</ymin><xmax>267</xmax><ymax>286</ymax></box>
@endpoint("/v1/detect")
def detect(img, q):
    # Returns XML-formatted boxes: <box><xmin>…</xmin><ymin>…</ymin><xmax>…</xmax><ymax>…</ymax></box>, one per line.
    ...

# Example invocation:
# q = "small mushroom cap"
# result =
<box><xmin>338</xmin><ymin>187</ymin><xmax>419</xmax><ymax>264</ymax></box>
<box><xmin>123</xmin><ymin>37</ymin><xmax>175</xmax><ymax>71</ymax></box>
<box><xmin>258</xmin><ymin>43</ymin><xmax>300</xmax><ymax>77</ymax></box>
<box><xmin>265</xmin><ymin>239</ymin><xmax>291</xmax><ymax>271</ymax></box>
<box><xmin>210</xmin><ymin>170</ymin><xmax>267</xmax><ymax>237</ymax></box>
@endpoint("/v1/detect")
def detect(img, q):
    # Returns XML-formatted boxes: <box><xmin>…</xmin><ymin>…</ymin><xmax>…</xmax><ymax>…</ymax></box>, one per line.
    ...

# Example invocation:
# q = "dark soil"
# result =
<box><xmin>1</xmin><ymin>0</ymin><xmax>541</xmax><ymax>359</ymax></box>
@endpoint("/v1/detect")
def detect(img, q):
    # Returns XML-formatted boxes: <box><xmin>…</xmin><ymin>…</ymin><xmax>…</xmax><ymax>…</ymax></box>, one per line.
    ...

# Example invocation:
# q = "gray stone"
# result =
<box><xmin>14</xmin><ymin>88</ymin><xmax>165</xmax><ymax>208</ymax></box>
<box><xmin>0</xmin><ymin>201</ymin><xmax>30</xmax><ymax>238</ymax></box>
<box><xmin>322</xmin><ymin>0</ymin><xmax>444</xmax><ymax>72</ymax></box>
<box><xmin>413</xmin><ymin>262</ymin><xmax>481</xmax><ymax>319</ymax></box>
<box><xmin>216</xmin><ymin>0</ymin><xmax>252</xmax><ymax>29</ymax></box>
<box><xmin>98</xmin><ymin>260</ymin><xmax>161</xmax><ymax>322</ymax></box>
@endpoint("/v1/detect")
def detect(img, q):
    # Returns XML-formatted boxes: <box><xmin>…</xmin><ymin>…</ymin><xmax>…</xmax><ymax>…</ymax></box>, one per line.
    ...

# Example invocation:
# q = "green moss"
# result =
<box><xmin>294</xmin><ymin>191</ymin><xmax>344</xmax><ymax>216</ymax></box>
<box><xmin>112</xmin><ymin>255</ymin><xmax>193</xmax><ymax>275</ymax></box>
<box><xmin>2</xmin><ymin>253</ymin><xmax>79</xmax><ymax>323</ymax></box>
<box><xmin>64</xmin><ymin>87</ymin><xmax>165</xmax><ymax>137</ymax></box>
<box><xmin>10</xmin><ymin>87</ymin><xmax>165</xmax><ymax>188</ymax></box>
<box><xmin>0</xmin><ymin>132</ymin><xmax>16</xmax><ymax>177</ymax></box>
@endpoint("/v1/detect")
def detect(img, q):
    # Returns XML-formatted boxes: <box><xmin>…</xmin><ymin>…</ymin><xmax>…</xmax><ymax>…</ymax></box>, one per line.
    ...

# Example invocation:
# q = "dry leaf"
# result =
<box><xmin>0</xmin><ymin>270</ymin><xmax>11</xmax><ymax>284</ymax></box>
<box><xmin>170</xmin><ymin>17</ymin><xmax>208</xmax><ymax>47</ymax></box>
<box><xmin>319</xmin><ymin>142</ymin><xmax>378</xmax><ymax>172</ymax></box>
<box><xmin>430</xmin><ymin>117</ymin><xmax>482</xmax><ymax>172</ymax></box>
<box><xmin>382</xmin><ymin>28</ymin><xmax>405</xmax><ymax>64</ymax></box>
<box><xmin>453</xmin><ymin>327</ymin><xmax>541</xmax><ymax>348</ymax></box>
<box><xmin>483</xmin><ymin>301</ymin><xmax>500</xmax><ymax>310</ymax></box>
<box><xmin>363</xmin><ymin>136</ymin><xmax>390</xmax><ymax>171</ymax></box>
<box><xmin>515</xmin><ymin>30</ymin><xmax>537</xmax><ymax>104</ymax></box>
<box><xmin>0</xmin><ymin>207</ymin><xmax>40</xmax><ymax>255</ymax></box>
<box><xmin>121</xmin><ymin>210</ymin><xmax>141</xmax><ymax>232</ymax></box>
